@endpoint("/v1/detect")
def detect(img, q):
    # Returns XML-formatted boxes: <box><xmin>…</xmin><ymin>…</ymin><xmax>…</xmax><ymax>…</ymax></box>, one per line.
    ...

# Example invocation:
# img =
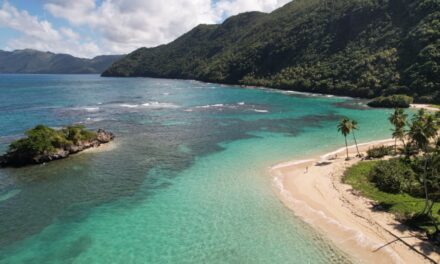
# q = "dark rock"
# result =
<box><xmin>96</xmin><ymin>129</ymin><xmax>114</xmax><ymax>143</ymax></box>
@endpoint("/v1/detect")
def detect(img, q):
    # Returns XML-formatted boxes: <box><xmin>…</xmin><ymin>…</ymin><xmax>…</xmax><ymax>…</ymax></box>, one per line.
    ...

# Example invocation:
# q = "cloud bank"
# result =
<box><xmin>0</xmin><ymin>0</ymin><xmax>291</xmax><ymax>57</ymax></box>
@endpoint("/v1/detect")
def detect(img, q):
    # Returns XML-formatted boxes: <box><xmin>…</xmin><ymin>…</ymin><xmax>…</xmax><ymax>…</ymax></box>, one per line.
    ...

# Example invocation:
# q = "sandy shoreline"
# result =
<box><xmin>411</xmin><ymin>104</ymin><xmax>439</xmax><ymax>112</ymax></box>
<box><xmin>79</xmin><ymin>140</ymin><xmax>118</xmax><ymax>154</ymax></box>
<box><xmin>270</xmin><ymin>139</ymin><xmax>440</xmax><ymax>264</ymax></box>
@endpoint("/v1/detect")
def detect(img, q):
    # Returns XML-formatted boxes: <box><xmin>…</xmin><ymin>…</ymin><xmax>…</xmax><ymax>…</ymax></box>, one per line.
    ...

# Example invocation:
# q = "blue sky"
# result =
<box><xmin>0</xmin><ymin>0</ymin><xmax>290</xmax><ymax>58</ymax></box>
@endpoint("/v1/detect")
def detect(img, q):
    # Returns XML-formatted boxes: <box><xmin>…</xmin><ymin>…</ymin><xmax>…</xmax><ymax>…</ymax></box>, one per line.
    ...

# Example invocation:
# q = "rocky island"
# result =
<box><xmin>0</xmin><ymin>125</ymin><xmax>114</xmax><ymax>167</ymax></box>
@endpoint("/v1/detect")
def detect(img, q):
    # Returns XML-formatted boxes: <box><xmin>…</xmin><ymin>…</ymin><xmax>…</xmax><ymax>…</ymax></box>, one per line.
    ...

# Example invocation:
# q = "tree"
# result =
<box><xmin>409</xmin><ymin>109</ymin><xmax>438</xmax><ymax>214</ymax></box>
<box><xmin>9</xmin><ymin>125</ymin><xmax>65</xmax><ymax>155</ymax></box>
<box><xmin>426</xmin><ymin>152</ymin><xmax>440</xmax><ymax>234</ymax></box>
<box><xmin>389</xmin><ymin>108</ymin><xmax>407</xmax><ymax>153</ymax></box>
<box><xmin>338</xmin><ymin>118</ymin><xmax>352</xmax><ymax>160</ymax></box>
<box><xmin>350</xmin><ymin>119</ymin><xmax>361</xmax><ymax>157</ymax></box>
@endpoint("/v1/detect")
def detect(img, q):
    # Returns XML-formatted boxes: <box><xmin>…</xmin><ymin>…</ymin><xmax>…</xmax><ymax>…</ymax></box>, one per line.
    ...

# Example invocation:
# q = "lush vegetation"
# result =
<box><xmin>369</xmin><ymin>159</ymin><xmax>419</xmax><ymax>194</ymax></box>
<box><xmin>63</xmin><ymin>125</ymin><xmax>97</xmax><ymax>144</ymax></box>
<box><xmin>344</xmin><ymin>161</ymin><xmax>440</xmax><ymax>232</ymax></box>
<box><xmin>366</xmin><ymin>145</ymin><xmax>394</xmax><ymax>159</ymax></box>
<box><xmin>9</xmin><ymin>125</ymin><xmax>97</xmax><ymax>155</ymax></box>
<box><xmin>104</xmin><ymin>0</ymin><xmax>440</xmax><ymax>103</ymax></box>
<box><xmin>343</xmin><ymin>108</ymin><xmax>440</xmax><ymax>238</ymax></box>
<box><xmin>367</xmin><ymin>95</ymin><xmax>414</xmax><ymax>108</ymax></box>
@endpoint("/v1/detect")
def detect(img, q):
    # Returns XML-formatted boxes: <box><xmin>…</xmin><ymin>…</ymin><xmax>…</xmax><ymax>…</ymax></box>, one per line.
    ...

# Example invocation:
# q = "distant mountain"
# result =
<box><xmin>0</xmin><ymin>49</ymin><xmax>123</xmax><ymax>74</ymax></box>
<box><xmin>103</xmin><ymin>0</ymin><xmax>440</xmax><ymax>103</ymax></box>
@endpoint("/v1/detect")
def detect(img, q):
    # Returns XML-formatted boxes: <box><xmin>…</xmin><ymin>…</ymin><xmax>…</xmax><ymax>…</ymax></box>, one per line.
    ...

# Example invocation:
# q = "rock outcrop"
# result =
<box><xmin>0</xmin><ymin>129</ymin><xmax>114</xmax><ymax>167</ymax></box>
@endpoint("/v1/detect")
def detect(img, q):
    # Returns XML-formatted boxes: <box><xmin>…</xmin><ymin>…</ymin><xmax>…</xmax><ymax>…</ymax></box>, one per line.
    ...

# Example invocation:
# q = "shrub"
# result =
<box><xmin>9</xmin><ymin>125</ymin><xmax>68</xmax><ymax>155</ymax></box>
<box><xmin>367</xmin><ymin>95</ymin><xmax>414</xmax><ymax>108</ymax></box>
<box><xmin>62</xmin><ymin>125</ymin><xmax>96</xmax><ymax>144</ymax></box>
<box><xmin>367</xmin><ymin>145</ymin><xmax>393</xmax><ymax>159</ymax></box>
<box><xmin>369</xmin><ymin>159</ymin><xmax>419</xmax><ymax>194</ymax></box>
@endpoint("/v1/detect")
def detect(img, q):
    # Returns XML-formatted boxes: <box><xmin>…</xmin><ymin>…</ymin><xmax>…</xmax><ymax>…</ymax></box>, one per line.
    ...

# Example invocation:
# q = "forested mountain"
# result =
<box><xmin>103</xmin><ymin>0</ymin><xmax>440</xmax><ymax>103</ymax></box>
<box><xmin>0</xmin><ymin>49</ymin><xmax>123</xmax><ymax>74</ymax></box>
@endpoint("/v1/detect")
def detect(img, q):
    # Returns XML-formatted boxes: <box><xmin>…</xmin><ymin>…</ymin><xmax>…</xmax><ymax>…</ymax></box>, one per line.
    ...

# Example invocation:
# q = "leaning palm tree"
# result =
<box><xmin>350</xmin><ymin>119</ymin><xmax>361</xmax><ymax>157</ymax></box>
<box><xmin>389</xmin><ymin>108</ymin><xmax>407</xmax><ymax>153</ymax></box>
<box><xmin>337</xmin><ymin>118</ymin><xmax>352</xmax><ymax>160</ymax></box>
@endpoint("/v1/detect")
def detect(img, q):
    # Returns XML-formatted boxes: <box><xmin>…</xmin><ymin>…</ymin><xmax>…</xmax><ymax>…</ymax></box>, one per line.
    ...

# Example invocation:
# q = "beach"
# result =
<box><xmin>411</xmin><ymin>104</ymin><xmax>439</xmax><ymax>112</ymax></box>
<box><xmin>271</xmin><ymin>139</ymin><xmax>440</xmax><ymax>264</ymax></box>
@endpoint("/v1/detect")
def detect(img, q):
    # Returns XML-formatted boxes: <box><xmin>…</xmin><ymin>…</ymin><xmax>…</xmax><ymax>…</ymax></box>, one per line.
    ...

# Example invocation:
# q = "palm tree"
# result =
<box><xmin>389</xmin><ymin>108</ymin><xmax>407</xmax><ymax>154</ymax></box>
<box><xmin>409</xmin><ymin>110</ymin><xmax>438</xmax><ymax>214</ymax></box>
<box><xmin>413</xmin><ymin>108</ymin><xmax>427</xmax><ymax>122</ymax></box>
<box><xmin>350</xmin><ymin>119</ymin><xmax>361</xmax><ymax>157</ymax></box>
<box><xmin>425</xmin><ymin>114</ymin><xmax>438</xmax><ymax>141</ymax></box>
<box><xmin>338</xmin><ymin>118</ymin><xmax>352</xmax><ymax>160</ymax></box>
<box><xmin>410</xmin><ymin>116</ymin><xmax>430</xmax><ymax>213</ymax></box>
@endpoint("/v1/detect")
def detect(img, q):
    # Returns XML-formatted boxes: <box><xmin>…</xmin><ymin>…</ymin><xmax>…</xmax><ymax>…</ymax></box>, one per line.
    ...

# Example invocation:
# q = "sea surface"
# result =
<box><xmin>0</xmin><ymin>74</ymin><xmax>395</xmax><ymax>263</ymax></box>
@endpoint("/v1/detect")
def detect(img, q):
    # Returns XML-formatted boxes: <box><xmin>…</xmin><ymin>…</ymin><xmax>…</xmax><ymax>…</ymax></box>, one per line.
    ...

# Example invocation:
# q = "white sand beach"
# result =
<box><xmin>271</xmin><ymin>140</ymin><xmax>440</xmax><ymax>264</ymax></box>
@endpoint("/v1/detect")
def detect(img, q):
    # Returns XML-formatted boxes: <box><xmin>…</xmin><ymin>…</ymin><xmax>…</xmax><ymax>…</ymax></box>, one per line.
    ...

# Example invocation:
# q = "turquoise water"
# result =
<box><xmin>0</xmin><ymin>75</ymin><xmax>395</xmax><ymax>263</ymax></box>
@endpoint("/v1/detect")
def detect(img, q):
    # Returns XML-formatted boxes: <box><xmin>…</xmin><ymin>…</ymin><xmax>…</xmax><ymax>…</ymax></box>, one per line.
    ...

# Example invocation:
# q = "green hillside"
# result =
<box><xmin>0</xmin><ymin>49</ymin><xmax>123</xmax><ymax>74</ymax></box>
<box><xmin>103</xmin><ymin>0</ymin><xmax>440</xmax><ymax>103</ymax></box>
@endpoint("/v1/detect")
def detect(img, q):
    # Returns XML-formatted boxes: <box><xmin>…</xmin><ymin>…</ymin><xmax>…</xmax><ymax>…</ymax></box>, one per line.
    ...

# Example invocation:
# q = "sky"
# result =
<box><xmin>0</xmin><ymin>0</ymin><xmax>291</xmax><ymax>58</ymax></box>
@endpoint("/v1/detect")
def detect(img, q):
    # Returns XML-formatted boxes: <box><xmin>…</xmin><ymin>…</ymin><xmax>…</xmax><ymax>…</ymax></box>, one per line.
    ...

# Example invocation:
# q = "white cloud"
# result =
<box><xmin>0</xmin><ymin>1</ymin><xmax>101</xmax><ymax>58</ymax></box>
<box><xmin>60</xmin><ymin>27</ymin><xmax>80</xmax><ymax>40</ymax></box>
<box><xmin>0</xmin><ymin>2</ymin><xmax>60</xmax><ymax>41</ymax></box>
<box><xmin>214</xmin><ymin>0</ymin><xmax>291</xmax><ymax>18</ymax></box>
<box><xmin>44</xmin><ymin>0</ymin><xmax>219</xmax><ymax>54</ymax></box>
<box><xmin>1</xmin><ymin>0</ymin><xmax>291</xmax><ymax>57</ymax></box>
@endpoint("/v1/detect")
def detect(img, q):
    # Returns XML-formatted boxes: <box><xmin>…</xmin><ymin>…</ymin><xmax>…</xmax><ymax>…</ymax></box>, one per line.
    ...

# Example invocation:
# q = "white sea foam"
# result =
<box><xmin>70</xmin><ymin>106</ymin><xmax>100</xmax><ymax>112</ymax></box>
<box><xmin>191</xmin><ymin>103</ymin><xmax>268</xmax><ymax>113</ymax></box>
<box><xmin>85</xmin><ymin>117</ymin><xmax>104</xmax><ymax>122</ymax></box>
<box><xmin>142</xmin><ymin>101</ymin><xmax>178</xmax><ymax>108</ymax></box>
<box><xmin>195</xmin><ymin>103</ymin><xmax>224</xmax><ymax>109</ymax></box>
<box><xmin>84</xmin><ymin>107</ymin><xmax>100</xmax><ymax>112</ymax></box>
<box><xmin>119</xmin><ymin>102</ymin><xmax>178</xmax><ymax>109</ymax></box>
<box><xmin>119</xmin><ymin>104</ymin><xmax>139</xmax><ymax>108</ymax></box>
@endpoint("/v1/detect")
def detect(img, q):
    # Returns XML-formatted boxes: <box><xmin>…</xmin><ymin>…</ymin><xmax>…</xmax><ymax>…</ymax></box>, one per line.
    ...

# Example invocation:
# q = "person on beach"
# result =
<box><xmin>305</xmin><ymin>166</ymin><xmax>308</xmax><ymax>173</ymax></box>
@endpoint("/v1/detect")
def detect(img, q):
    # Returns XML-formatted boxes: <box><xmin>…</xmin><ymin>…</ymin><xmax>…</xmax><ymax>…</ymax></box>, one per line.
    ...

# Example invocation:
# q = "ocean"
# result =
<box><xmin>0</xmin><ymin>74</ymin><xmax>394</xmax><ymax>263</ymax></box>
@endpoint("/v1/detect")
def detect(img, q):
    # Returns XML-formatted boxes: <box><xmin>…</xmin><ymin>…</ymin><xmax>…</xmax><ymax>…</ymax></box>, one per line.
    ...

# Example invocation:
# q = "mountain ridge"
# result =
<box><xmin>0</xmin><ymin>49</ymin><xmax>123</xmax><ymax>74</ymax></box>
<box><xmin>103</xmin><ymin>0</ymin><xmax>440</xmax><ymax>103</ymax></box>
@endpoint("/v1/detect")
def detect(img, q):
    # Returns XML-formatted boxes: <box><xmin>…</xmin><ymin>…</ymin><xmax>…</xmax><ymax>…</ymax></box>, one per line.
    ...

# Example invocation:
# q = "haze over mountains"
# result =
<box><xmin>0</xmin><ymin>49</ymin><xmax>123</xmax><ymax>74</ymax></box>
<box><xmin>103</xmin><ymin>0</ymin><xmax>440</xmax><ymax>103</ymax></box>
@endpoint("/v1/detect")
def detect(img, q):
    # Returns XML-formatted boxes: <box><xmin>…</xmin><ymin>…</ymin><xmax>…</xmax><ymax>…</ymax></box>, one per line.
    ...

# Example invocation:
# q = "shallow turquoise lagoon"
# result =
<box><xmin>0</xmin><ymin>75</ymin><xmax>395</xmax><ymax>263</ymax></box>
